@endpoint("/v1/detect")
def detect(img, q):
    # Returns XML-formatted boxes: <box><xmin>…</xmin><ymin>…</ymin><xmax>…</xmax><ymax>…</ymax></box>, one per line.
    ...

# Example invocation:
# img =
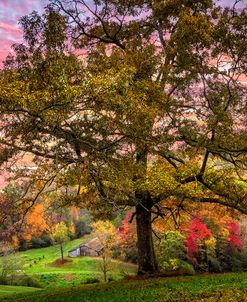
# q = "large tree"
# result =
<box><xmin>0</xmin><ymin>1</ymin><xmax>246</xmax><ymax>274</ymax></box>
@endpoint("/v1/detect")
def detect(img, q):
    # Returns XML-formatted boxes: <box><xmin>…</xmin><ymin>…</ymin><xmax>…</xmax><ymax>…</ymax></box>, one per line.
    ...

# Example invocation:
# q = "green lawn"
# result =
<box><xmin>26</xmin><ymin>255</ymin><xmax>137</xmax><ymax>288</ymax></box>
<box><xmin>0</xmin><ymin>285</ymin><xmax>40</xmax><ymax>299</ymax></box>
<box><xmin>0</xmin><ymin>272</ymin><xmax>247</xmax><ymax>301</ymax></box>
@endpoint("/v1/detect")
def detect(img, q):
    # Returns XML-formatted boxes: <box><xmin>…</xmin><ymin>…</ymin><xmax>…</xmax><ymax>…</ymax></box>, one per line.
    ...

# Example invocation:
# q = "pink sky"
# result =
<box><xmin>0</xmin><ymin>0</ymin><xmax>244</xmax><ymax>65</ymax></box>
<box><xmin>0</xmin><ymin>0</ymin><xmax>48</xmax><ymax>64</ymax></box>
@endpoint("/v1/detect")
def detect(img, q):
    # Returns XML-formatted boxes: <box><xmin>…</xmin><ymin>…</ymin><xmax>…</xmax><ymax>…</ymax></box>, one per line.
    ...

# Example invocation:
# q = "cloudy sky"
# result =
<box><xmin>0</xmin><ymin>0</ymin><xmax>47</xmax><ymax>63</ymax></box>
<box><xmin>0</xmin><ymin>0</ymin><xmax>245</xmax><ymax>64</ymax></box>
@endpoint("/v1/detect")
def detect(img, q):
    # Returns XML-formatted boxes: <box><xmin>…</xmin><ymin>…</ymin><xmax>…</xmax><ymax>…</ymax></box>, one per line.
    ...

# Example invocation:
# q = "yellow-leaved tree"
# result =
<box><xmin>51</xmin><ymin>222</ymin><xmax>69</xmax><ymax>263</ymax></box>
<box><xmin>92</xmin><ymin>221</ymin><xmax>120</xmax><ymax>282</ymax></box>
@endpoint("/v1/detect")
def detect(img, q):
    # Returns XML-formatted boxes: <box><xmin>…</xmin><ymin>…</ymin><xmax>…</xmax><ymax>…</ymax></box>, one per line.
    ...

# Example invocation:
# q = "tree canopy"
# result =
<box><xmin>0</xmin><ymin>0</ymin><xmax>246</xmax><ymax>274</ymax></box>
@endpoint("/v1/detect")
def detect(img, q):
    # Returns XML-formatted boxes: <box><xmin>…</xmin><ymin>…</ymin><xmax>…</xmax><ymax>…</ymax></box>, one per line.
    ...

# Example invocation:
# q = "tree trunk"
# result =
<box><xmin>136</xmin><ymin>203</ymin><xmax>158</xmax><ymax>274</ymax></box>
<box><xmin>102</xmin><ymin>252</ymin><xmax>108</xmax><ymax>282</ymax></box>
<box><xmin>60</xmin><ymin>243</ymin><xmax>64</xmax><ymax>263</ymax></box>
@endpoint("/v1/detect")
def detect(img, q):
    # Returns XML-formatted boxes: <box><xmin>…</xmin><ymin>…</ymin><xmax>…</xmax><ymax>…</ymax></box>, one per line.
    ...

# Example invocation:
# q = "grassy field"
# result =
<box><xmin>0</xmin><ymin>272</ymin><xmax>246</xmax><ymax>301</ymax></box>
<box><xmin>0</xmin><ymin>285</ymin><xmax>40</xmax><ymax>298</ymax></box>
<box><xmin>1</xmin><ymin>239</ymin><xmax>247</xmax><ymax>301</ymax></box>
<box><xmin>0</xmin><ymin>236</ymin><xmax>137</xmax><ymax>288</ymax></box>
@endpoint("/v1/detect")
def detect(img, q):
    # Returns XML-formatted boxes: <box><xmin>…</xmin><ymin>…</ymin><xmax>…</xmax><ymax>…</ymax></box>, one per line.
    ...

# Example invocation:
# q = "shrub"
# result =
<box><xmin>0</xmin><ymin>250</ymin><xmax>23</xmax><ymax>279</ymax></box>
<box><xmin>75</xmin><ymin>216</ymin><xmax>92</xmax><ymax>238</ymax></box>
<box><xmin>108</xmin><ymin>276</ymin><xmax>117</xmax><ymax>282</ymax></box>
<box><xmin>161</xmin><ymin>259</ymin><xmax>195</xmax><ymax>275</ymax></box>
<box><xmin>232</xmin><ymin>257</ymin><xmax>243</xmax><ymax>272</ymax></box>
<box><xmin>158</xmin><ymin>231</ymin><xmax>188</xmax><ymax>271</ymax></box>
<box><xmin>0</xmin><ymin>275</ymin><xmax>7</xmax><ymax>285</ymax></box>
<box><xmin>13</xmin><ymin>274</ymin><xmax>41</xmax><ymax>288</ymax></box>
<box><xmin>0</xmin><ymin>274</ymin><xmax>41</xmax><ymax>287</ymax></box>
<box><xmin>178</xmin><ymin>261</ymin><xmax>196</xmax><ymax>275</ymax></box>
<box><xmin>31</xmin><ymin>237</ymin><xmax>46</xmax><ymax>248</ymax></box>
<box><xmin>208</xmin><ymin>258</ymin><xmax>222</xmax><ymax>273</ymax></box>
<box><xmin>121</xmin><ymin>245</ymin><xmax>138</xmax><ymax>263</ymax></box>
<box><xmin>83</xmin><ymin>277</ymin><xmax>100</xmax><ymax>284</ymax></box>
<box><xmin>40</xmin><ymin>235</ymin><xmax>53</xmax><ymax>247</ymax></box>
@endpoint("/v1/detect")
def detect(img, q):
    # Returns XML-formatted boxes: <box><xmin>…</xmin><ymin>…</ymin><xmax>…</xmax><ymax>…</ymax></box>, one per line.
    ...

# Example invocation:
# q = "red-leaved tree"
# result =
<box><xmin>184</xmin><ymin>217</ymin><xmax>212</xmax><ymax>264</ymax></box>
<box><xmin>119</xmin><ymin>211</ymin><xmax>137</xmax><ymax>262</ymax></box>
<box><xmin>228</xmin><ymin>222</ymin><xmax>242</xmax><ymax>249</ymax></box>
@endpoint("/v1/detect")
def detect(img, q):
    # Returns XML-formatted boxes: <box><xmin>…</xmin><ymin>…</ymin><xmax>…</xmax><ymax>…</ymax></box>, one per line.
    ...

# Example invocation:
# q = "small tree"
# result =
<box><xmin>92</xmin><ymin>221</ymin><xmax>119</xmax><ymax>282</ymax></box>
<box><xmin>158</xmin><ymin>231</ymin><xmax>188</xmax><ymax>271</ymax></box>
<box><xmin>185</xmin><ymin>217</ymin><xmax>213</xmax><ymax>270</ymax></box>
<box><xmin>51</xmin><ymin>222</ymin><xmax>69</xmax><ymax>263</ymax></box>
<box><xmin>119</xmin><ymin>211</ymin><xmax>138</xmax><ymax>263</ymax></box>
<box><xmin>0</xmin><ymin>242</ymin><xmax>23</xmax><ymax>284</ymax></box>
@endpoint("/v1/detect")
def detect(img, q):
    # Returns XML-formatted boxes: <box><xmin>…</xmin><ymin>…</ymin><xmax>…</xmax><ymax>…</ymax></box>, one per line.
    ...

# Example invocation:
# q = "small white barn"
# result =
<box><xmin>68</xmin><ymin>238</ymin><xmax>103</xmax><ymax>257</ymax></box>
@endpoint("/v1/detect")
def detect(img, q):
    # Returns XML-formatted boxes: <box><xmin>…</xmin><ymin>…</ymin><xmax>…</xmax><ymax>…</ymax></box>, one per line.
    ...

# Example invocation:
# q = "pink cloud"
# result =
<box><xmin>0</xmin><ymin>21</ymin><xmax>22</xmax><ymax>36</ymax></box>
<box><xmin>0</xmin><ymin>0</ymin><xmax>48</xmax><ymax>65</ymax></box>
<box><xmin>0</xmin><ymin>0</ymin><xmax>10</xmax><ymax>8</ymax></box>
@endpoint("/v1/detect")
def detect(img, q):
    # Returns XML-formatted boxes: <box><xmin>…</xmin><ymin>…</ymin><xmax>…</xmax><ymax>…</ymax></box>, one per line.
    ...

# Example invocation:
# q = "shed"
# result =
<box><xmin>68</xmin><ymin>238</ymin><xmax>103</xmax><ymax>257</ymax></box>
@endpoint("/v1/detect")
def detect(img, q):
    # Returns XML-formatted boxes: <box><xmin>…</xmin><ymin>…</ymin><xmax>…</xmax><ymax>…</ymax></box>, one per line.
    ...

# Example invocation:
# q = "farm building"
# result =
<box><xmin>68</xmin><ymin>238</ymin><xmax>103</xmax><ymax>257</ymax></box>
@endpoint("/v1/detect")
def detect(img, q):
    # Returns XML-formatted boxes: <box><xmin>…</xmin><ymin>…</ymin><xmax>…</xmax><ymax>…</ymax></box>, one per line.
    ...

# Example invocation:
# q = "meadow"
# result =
<box><xmin>0</xmin><ymin>236</ymin><xmax>137</xmax><ymax>292</ymax></box>
<box><xmin>1</xmin><ymin>238</ymin><xmax>247</xmax><ymax>301</ymax></box>
<box><xmin>0</xmin><ymin>272</ymin><xmax>247</xmax><ymax>301</ymax></box>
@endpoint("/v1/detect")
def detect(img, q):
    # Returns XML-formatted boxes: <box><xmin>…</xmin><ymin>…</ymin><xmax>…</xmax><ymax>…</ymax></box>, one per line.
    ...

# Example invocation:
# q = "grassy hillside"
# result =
<box><xmin>0</xmin><ymin>272</ymin><xmax>247</xmax><ymax>302</ymax></box>
<box><xmin>21</xmin><ymin>236</ymin><xmax>90</xmax><ymax>269</ymax></box>
<box><xmin>2</xmin><ymin>239</ymin><xmax>247</xmax><ymax>302</ymax></box>
<box><xmin>0</xmin><ymin>237</ymin><xmax>137</xmax><ymax>288</ymax></box>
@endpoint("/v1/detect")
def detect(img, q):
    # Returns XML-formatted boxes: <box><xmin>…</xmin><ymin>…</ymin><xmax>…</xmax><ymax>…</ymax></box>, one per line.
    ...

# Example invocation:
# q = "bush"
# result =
<box><xmin>0</xmin><ymin>251</ymin><xmax>23</xmax><ymax>279</ymax></box>
<box><xmin>83</xmin><ymin>277</ymin><xmax>100</xmax><ymax>284</ymax></box>
<box><xmin>0</xmin><ymin>275</ymin><xmax>8</xmax><ymax>285</ymax></box>
<box><xmin>18</xmin><ymin>275</ymin><xmax>41</xmax><ymax>288</ymax></box>
<box><xmin>121</xmin><ymin>245</ymin><xmax>138</xmax><ymax>263</ymax></box>
<box><xmin>31</xmin><ymin>237</ymin><xmax>46</xmax><ymax>248</ymax></box>
<box><xmin>158</xmin><ymin>231</ymin><xmax>187</xmax><ymax>264</ymax></box>
<box><xmin>75</xmin><ymin>218</ymin><xmax>92</xmax><ymax>238</ymax></box>
<box><xmin>179</xmin><ymin>261</ymin><xmax>196</xmax><ymax>275</ymax></box>
<box><xmin>40</xmin><ymin>234</ymin><xmax>53</xmax><ymax>247</ymax></box>
<box><xmin>0</xmin><ymin>274</ymin><xmax>41</xmax><ymax>287</ymax></box>
<box><xmin>158</xmin><ymin>231</ymin><xmax>189</xmax><ymax>273</ymax></box>
<box><xmin>161</xmin><ymin>259</ymin><xmax>195</xmax><ymax>275</ymax></box>
<box><xmin>208</xmin><ymin>258</ymin><xmax>222</xmax><ymax>273</ymax></box>
<box><xmin>108</xmin><ymin>276</ymin><xmax>117</xmax><ymax>282</ymax></box>
<box><xmin>30</xmin><ymin>235</ymin><xmax>53</xmax><ymax>248</ymax></box>
<box><xmin>19</xmin><ymin>239</ymin><xmax>28</xmax><ymax>251</ymax></box>
<box><xmin>230</xmin><ymin>252</ymin><xmax>247</xmax><ymax>272</ymax></box>
<box><xmin>231</xmin><ymin>257</ymin><xmax>242</xmax><ymax>272</ymax></box>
